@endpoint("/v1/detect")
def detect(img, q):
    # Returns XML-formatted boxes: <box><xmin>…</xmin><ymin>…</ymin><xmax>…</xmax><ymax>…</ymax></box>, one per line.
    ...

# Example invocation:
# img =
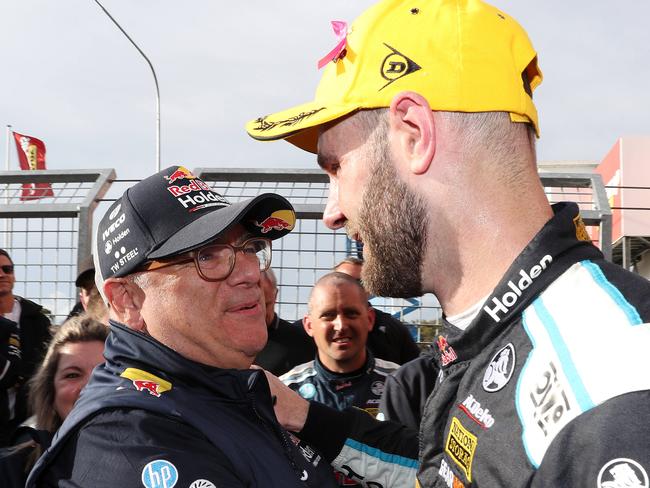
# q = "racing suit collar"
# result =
<box><xmin>314</xmin><ymin>349</ymin><xmax>375</xmax><ymax>389</ymax></box>
<box><xmin>434</xmin><ymin>202</ymin><xmax>602</xmax><ymax>369</ymax></box>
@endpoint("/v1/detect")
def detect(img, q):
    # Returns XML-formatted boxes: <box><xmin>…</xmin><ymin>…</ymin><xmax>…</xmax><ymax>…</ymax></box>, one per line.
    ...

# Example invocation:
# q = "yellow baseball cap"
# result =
<box><xmin>246</xmin><ymin>0</ymin><xmax>542</xmax><ymax>153</ymax></box>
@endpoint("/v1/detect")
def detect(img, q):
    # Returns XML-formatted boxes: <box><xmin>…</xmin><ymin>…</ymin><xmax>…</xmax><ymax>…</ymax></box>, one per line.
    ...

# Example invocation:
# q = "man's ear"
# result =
<box><xmin>367</xmin><ymin>306</ymin><xmax>376</xmax><ymax>332</ymax></box>
<box><xmin>103</xmin><ymin>277</ymin><xmax>146</xmax><ymax>331</ymax></box>
<box><xmin>388</xmin><ymin>91</ymin><xmax>436</xmax><ymax>175</ymax></box>
<box><xmin>302</xmin><ymin>315</ymin><xmax>315</xmax><ymax>338</ymax></box>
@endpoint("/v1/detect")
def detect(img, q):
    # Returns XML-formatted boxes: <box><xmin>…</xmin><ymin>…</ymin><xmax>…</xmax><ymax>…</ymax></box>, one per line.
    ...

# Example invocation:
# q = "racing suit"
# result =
<box><xmin>280</xmin><ymin>352</ymin><xmax>400</xmax><ymax>418</ymax></box>
<box><xmin>292</xmin><ymin>202</ymin><xmax>650</xmax><ymax>488</ymax></box>
<box><xmin>281</xmin><ymin>352</ymin><xmax>399</xmax><ymax>486</ymax></box>
<box><xmin>27</xmin><ymin>321</ymin><xmax>337</xmax><ymax>488</ymax></box>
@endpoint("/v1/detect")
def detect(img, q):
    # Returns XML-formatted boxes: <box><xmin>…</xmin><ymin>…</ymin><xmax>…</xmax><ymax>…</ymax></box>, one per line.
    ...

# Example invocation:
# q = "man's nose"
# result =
<box><xmin>322</xmin><ymin>177</ymin><xmax>346</xmax><ymax>230</ymax></box>
<box><xmin>229</xmin><ymin>249</ymin><xmax>261</xmax><ymax>284</ymax></box>
<box><xmin>332</xmin><ymin>315</ymin><xmax>347</xmax><ymax>332</ymax></box>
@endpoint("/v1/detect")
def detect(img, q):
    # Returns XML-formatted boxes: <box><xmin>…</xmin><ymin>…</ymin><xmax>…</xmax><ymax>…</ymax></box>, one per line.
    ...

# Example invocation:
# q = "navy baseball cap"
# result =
<box><xmin>94</xmin><ymin>166</ymin><xmax>295</xmax><ymax>281</ymax></box>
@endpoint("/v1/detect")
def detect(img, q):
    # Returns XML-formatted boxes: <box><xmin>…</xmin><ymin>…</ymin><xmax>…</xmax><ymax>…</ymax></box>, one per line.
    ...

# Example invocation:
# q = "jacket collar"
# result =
<box><xmin>104</xmin><ymin>320</ymin><xmax>262</xmax><ymax>398</ymax></box>
<box><xmin>314</xmin><ymin>349</ymin><xmax>375</xmax><ymax>385</ymax></box>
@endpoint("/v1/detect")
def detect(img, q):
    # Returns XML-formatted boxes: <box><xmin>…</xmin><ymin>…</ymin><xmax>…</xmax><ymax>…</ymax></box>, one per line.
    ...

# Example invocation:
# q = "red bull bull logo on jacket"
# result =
<box><xmin>120</xmin><ymin>368</ymin><xmax>172</xmax><ymax>398</ymax></box>
<box><xmin>254</xmin><ymin>210</ymin><xmax>295</xmax><ymax>233</ymax></box>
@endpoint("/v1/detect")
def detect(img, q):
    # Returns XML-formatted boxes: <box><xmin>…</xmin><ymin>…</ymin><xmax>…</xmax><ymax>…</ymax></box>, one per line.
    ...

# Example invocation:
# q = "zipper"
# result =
<box><xmin>249</xmin><ymin>389</ymin><xmax>312</xmax><ymax>486</ymax></box>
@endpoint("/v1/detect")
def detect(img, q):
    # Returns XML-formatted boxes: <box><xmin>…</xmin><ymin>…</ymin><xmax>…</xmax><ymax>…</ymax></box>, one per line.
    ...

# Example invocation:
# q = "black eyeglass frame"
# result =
<box><xmin>0</xmin><ymin>265</ymin><xmax>14</xmax><ymax>274</ymax></box>
<box><xmin>141</xmin><ymin>237</ymin><xmax>272</xmax><ymax>282</ymax></box>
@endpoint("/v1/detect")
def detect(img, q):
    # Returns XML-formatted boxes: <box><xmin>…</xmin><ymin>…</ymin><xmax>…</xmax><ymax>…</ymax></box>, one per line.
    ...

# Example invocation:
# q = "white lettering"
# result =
<box><xmin>461</xmin><ymin>394</ymin><xmax>495</xmax><ymax>428</ymax></box>
<box><xmin>112</xmin><ymin>228</ymin><xmax>130</xmax><ymax>245</ymax></box>
<box><xmin>530</xmin><ymin>265</ymin><xmax>541</xmax><ymax>279</ymax></box>
<box><xmin>484</xmin><ymin>297</ymin><xmax>508</xmax><ymax>322</ymax></box>
<box><xmin>483</xmin><ymin>255</ymin><xmax>553</xmax><ymax>322</ymax></box>
<box><xmin>118</xmin><ymin>248</ymin><xmax>139</xmax><ymax>267</ymax></box>
<box><xmin>439</xmin><ymin>459</ymin><xmax>454</xmax><ymax>488</ymax></box>
<box><xmin>502</xmin><ymin>291</ymin><xmax>518</xmax><ymax>307</ymax></box>
<box><xmin>177</xmin><ymin>191</ymin><xmax>228</xmax><ymax>209</ymax></box>
<box><xmin>102</xmin><ymin>213</ymin><xmax>126</xmax><ymax>241</ymax></box>
<box><xmin>518</xmin><ymin>269</ymin><xmax>533</xmax><ymax>290</ymax></box>
<box><xmin>507</xmin><ymin>280</ymin><xmax>522</xmax><ymax>297</ymax></box>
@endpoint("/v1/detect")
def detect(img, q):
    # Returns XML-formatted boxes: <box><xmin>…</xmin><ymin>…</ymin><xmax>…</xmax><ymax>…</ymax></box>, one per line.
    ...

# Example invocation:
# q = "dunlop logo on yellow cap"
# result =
<box><xmin>379</xmin><ymin>44</ymin><xmax>421</xmax><ymax>90</ymax></box>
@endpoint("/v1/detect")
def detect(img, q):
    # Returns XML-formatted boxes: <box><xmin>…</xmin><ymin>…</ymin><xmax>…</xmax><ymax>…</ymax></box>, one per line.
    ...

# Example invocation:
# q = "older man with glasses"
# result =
<box><xmin>0</xmin><ymin>248</ymin><xmax>51</xmax><ymax>446</ymax></box>
<box><xmin>27</xmin><ymin>166</ymin><xmax>338</xmax><ymax>487</ymax></box>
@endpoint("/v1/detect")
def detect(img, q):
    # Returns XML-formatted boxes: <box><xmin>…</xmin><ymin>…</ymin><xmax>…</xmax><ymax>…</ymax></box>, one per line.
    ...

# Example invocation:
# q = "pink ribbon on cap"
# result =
<box><xmin>317</xmin><ymin>20</ymin><xmax>348</xmax><ymax>69</ymax></box>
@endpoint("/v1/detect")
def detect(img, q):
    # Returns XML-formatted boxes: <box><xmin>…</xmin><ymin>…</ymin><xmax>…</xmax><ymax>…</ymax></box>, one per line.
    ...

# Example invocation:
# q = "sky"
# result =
<box><xmin>1</xmin><ymin>0</ymin><xmax>649</xmax><ymax>180</ymax></box>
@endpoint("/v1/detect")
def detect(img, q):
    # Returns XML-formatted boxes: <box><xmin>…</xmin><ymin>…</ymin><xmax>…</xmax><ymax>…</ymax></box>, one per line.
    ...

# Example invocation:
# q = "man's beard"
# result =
<box><xmin>351</xmin><ymin>141</ymin><xmax>429</xmax><ymax>298</ymax></box>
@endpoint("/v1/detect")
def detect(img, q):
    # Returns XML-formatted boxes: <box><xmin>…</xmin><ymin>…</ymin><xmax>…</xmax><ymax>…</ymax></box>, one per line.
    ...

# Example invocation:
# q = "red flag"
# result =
<box><xmin>13</xmin><ymin>131</ymin><xmax>54</xmax><ymax>201</ymax></box>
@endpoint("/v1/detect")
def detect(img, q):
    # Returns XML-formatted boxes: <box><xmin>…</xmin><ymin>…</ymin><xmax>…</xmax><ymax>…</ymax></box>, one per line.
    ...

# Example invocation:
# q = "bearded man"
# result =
<box><xmin>246</xmin><ymin>0</ymin><xmax>650</xmax><ymax>487</ymax></box>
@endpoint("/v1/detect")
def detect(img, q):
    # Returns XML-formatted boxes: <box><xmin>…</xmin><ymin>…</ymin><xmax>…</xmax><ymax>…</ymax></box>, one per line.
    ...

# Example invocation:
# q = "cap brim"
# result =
<box><xmin>245</xmin><ymin>100</ymin><xmax>360</xmax><ymax>154</ymax></box>
<box><xmin>149</xmin><ymin>193</ymin><xmax>294</xmax><ymax>260</ymax></box>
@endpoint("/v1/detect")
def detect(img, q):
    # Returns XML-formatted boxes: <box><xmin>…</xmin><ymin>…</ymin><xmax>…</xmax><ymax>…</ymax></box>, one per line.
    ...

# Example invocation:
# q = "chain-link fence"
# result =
<box><xmin>0</xmin><ymin>168</ymin><xmax>617</xmax><ymax>343</ymax></box>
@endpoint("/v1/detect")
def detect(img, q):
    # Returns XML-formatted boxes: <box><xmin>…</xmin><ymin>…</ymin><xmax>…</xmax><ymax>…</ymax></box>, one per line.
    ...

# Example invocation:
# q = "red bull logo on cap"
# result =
<box><xmin>164</xmin><ymin>165</ymin><xmax>197</xmax><ymax>185</ymax></box>
<box><xmin>254</xmin><ymin>209</ymin><xmax>295</xmax><ymax>234</ymax></box>
<box><xmin>120</xmin><ymin>368</ymin><xmax>172</xmax><ymax>397</ymax></box>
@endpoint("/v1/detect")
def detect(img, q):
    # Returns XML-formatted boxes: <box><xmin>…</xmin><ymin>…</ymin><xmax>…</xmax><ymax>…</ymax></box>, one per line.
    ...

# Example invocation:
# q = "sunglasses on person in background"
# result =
<box><xmin>0</xmin><ymin>265</ymin><xmax>14</xmax><ymax>274</ymax></box>
<box><xmin>142</xmin><ymin>238</ymin><xmax>272</xmax><ymax>282</ymax></box>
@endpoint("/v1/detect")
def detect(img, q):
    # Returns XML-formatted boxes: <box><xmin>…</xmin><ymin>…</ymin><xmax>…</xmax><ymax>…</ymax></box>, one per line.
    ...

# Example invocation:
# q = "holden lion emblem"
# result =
<box><xmin>598</xmin><ymin>458</ymin><xmax>649</xmax><ymax>488</ymax></box>
<box><xmin>482</xmin><ymin>343</ymin><xmax>516</xmax><ymax>392</ymax></box>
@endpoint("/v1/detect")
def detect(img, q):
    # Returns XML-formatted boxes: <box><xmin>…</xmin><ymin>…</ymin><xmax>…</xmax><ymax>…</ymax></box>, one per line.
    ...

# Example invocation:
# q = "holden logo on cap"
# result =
<box><xmin>379</xmin><ymin>43</ymin><xmax>421</xmax><ymax>90</ymax></box>
<box><xmin>109</xmin><ymin>203</ymin><xmax>121</xmax><ymax>221</ymax></box>
<box><xmin>483</xmin><ymin>343</ymin><xmax>516</xmax><ymax>392</ymax></box>
<box><xmin>597</xmin><ymin>458</ymin><xmax>648</xmax><ymax>488</ymax></box>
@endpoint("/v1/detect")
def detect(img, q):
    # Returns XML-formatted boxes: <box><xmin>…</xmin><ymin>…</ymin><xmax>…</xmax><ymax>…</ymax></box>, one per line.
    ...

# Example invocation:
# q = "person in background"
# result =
<box><xmin>1</xmin><ymin>315</ymin><xmax>107</xmax><ymax>487</ymax></box>
<box><xmin>246</xmin><ymin>0</ymin><xmax>650</xmax><ymax>485</ymax></box>
<box><xmin>281</xmin><ymin>272</ymin><xmax>399</xmax><ymax>486</ymax></box>
<box><xmin>281</xmin><ymin>272</ymin><xmax>398</xmax><ymax>414</ymax></box>
<box><xmin>29</xmin><ymin>315</ymin><xmax>107</xmax><ymax>433</ymax></box>
<box><xmin>27</xmin><ymin>166</ymin><xmax>338</xmax><ymax>487</ymax></box>
<box><xmin>0</xmin><ymin>249</ymin><xmax>51</xmax><ymax>445</ymax></box>
<box><xmin>83</xmin><ymin>286</ymin><xmax>109</xmax><ymax>325</ymax></box>
<box><xmin>254</xmin><ymin>269</ymin><xmax>315</xmax><ymax>375</ymax></box>
<box><xmin>67</xmin><ymin>255</ymin><xmax>96</xmax><ymax>319</ymax></box>
<box><xmin>334</xmin><ymin>256</ymin><xmax>420</xmax><ymax>364</ymax></box>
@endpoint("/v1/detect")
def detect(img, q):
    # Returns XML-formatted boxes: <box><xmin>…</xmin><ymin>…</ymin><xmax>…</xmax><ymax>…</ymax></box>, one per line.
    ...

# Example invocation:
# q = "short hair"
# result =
<box><xmin>354</xmin><ymin>108</ymin><xmax>536</xmax><ymax>173</ymax></box>
<box><xmin>308</xmin><ymin>272</ymin><xmax>368</xmax><ymax>313</ymax></box>
<box><xmin>333</xmin><ymin>256</ymin><xmax>364</xmax><ymax>271</ymax></box>
<box><xmin>0</xmin><ymin>248</ymin><xmax>13</xmax><ymax>265</ymax></box>
<box><xmin>29</xmin><ymin>314</ymin><xmax>108</xmax><ymax>432</ymax></box>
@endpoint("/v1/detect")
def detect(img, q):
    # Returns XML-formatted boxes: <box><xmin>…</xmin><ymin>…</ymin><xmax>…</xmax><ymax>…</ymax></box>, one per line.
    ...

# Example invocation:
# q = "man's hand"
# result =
<box><xmin>256</xmin><ymin>366</ymin><xmax>310</xmax><ymax>432</ymax></box>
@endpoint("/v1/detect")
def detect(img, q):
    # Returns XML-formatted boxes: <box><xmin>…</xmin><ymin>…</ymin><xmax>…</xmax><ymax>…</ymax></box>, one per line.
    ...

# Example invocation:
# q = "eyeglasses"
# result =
<box><xmin>142</xmin><ymin>238</ymin><xmax>272</xmax><ymax>282</ymax></box>
<box><xmin>0</xmin><ymin>265</ymin><xmax>14</xmax><ymax>274</ymax></box>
